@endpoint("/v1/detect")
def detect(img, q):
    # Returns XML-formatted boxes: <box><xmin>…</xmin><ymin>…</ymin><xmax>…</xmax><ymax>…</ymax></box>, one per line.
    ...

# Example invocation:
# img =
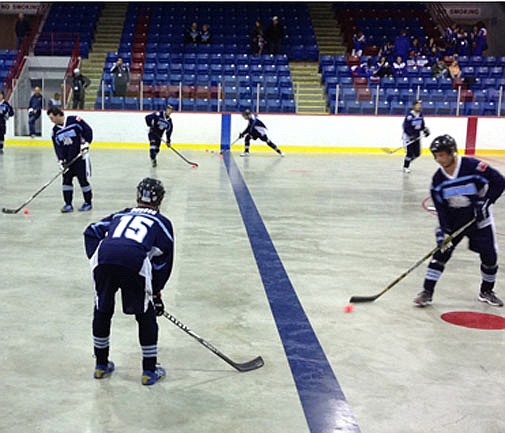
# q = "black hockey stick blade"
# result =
<box><xmin>162</xmin><ymin>311</ymin><xmax>264</xmax><ymax>372</ymax></box>
<box><xmin>2</xmin><ymin>152</ymin><xmax>84</xmax><ymax>214</ymax></box>
<box><xmin>163</xmin><ymin>140</ymin><xmax>199</xmax><ymax>167</ymax></box>
<box><xmin>349</xmin><ymin>218</ymin><xmax>476</xmax><ymax>304</ymax></box>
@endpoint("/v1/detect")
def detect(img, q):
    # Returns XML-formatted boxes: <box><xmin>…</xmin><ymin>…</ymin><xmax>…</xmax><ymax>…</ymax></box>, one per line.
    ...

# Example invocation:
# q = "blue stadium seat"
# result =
<box><xmin>281</xmin><ymin>99</ymin><xmax>296</xmax><ymax>113</ymax></box>
<box><xmin>482</xmin><ymin>101</ymin><xmax>497</xmax><ymax>116</ymax></box>
<box><xmin>124</xmin><ymin>97</ymin><xmax>139</xmax><ymax>110</ymax></box>
<box><xmin>110</xmin><ymin>97</ymin><xmax>124</xmax><ymax>110</ymax></box>
<box><xmin>390</xmin><ymin>100</ymin><xmax>407</xmax><ymax>114</ymax></box>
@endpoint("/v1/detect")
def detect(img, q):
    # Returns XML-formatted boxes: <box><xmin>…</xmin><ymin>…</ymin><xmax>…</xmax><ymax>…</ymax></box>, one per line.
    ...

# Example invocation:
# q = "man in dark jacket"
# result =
<box><xmin>72</xmin><ymin>68</ymin><xmax>91</xmax><ymax>109</ymax></box>
<box><xmin>266</xmin><ymin>16</ymin><xmax>284</xmax><ymax>54</ymax></box>
<box><xmin>15</xmin><ymin>13</ymin><xmax>31</xmax><ymax>49</ymax></box>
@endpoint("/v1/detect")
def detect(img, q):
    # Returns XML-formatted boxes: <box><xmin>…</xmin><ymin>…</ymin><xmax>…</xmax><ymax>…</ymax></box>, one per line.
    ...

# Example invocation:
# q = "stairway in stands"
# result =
<box><xmin>81</xmin><ymin>2</ymin><xmax>128</xmax><ymax>109</ymax></box>
<box><xmin>308</xmin><ymin>2</ymin><xmax>346</xmax><ymax>56</ymax></box>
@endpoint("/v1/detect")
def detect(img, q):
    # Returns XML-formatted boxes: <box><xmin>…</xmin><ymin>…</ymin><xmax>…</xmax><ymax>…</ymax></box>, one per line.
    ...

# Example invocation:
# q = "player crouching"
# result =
<box><xmin>239</xmin><ymin>109</ymin><xmax>284</xmax><ymax>157</ymax></box>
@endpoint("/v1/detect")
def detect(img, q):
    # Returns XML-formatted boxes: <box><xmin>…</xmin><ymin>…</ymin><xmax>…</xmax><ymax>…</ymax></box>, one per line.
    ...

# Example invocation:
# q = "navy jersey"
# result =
<box><xmin>431</xmin><ymin>156</ymin><xmax>505</xmax><ymax>233</ymax></box>
<box><xmin>145</xmin><ymin>111</ymin><xmax>173</xmax><ymax>141</ymax></box>
<box><xmin>242</xmin><ymin>114</ymin><xmax>268</xmax><ymax>137</ymax></box>
<box><xmin>403</xmin><ymin>110</ymin><xmax>425</xmax><ymax>139</ymax></box>
<box><xmin>84</xmin><ymin>206</ymin><xmax>174</xmax><ymax>293</ymax></box>
<box><xmin>29</xmin><ymin>94</ymin><xmax>43</xmax><ymax>112</ymax></box>
<box><xmin>51</xmin><ymin>115</ymin><xmax>93</xmax><ymax>162</ymax></box>
<box><xmin>0</xmin><ymin>100</ymin><xmax>14</xmax><ymax>124</ymax></box>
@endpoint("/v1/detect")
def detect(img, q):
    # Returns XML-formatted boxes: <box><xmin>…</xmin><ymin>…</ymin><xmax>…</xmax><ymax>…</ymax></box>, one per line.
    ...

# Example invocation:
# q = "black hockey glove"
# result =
<box><xmin>474</xmin><ymin>199</ymin><xmax>491</xmax><ymax>223</ymax></box>
<box><xmin>153</xmin><ymin>293</ymin><xmax>164</xmax><ymax>316</ymax></box>
<box><xmin>435</xmin><ymin>227</ymin><xmax>453</xmax><ymax>253</ymax></box>
<box><xmin>239</xmin><ymin>132</ymin><xmax>245</xmax><ymax>138</ymax></box>
<box><xmin>423</xmin><ymin>127</ymin><xmax>430</xmax><ymax>137</ymax></box>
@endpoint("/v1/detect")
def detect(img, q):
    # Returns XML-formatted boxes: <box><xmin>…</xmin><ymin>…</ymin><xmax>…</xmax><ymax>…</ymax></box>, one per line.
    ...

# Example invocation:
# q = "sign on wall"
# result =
<box><xmin>446</xmin><ymin>7</ymin><xmax>481</xmax><ymax>19</ymax></box>
<box><xmin>0</xmin><ymin>2</ymin><xmax>42</xmax><ymax>15</ymax></box>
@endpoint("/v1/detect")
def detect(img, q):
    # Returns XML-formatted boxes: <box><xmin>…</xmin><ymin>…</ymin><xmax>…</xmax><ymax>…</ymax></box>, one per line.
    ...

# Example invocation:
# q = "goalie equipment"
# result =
<box><xmin>137</xmin><ymin>178</ymin><xmax>165</xmax><ymax>207</ymax></box>
<box><xmin>430</xmin><ymin>134</ymin><xmax>457</xmax><ymax>155</ymax></box>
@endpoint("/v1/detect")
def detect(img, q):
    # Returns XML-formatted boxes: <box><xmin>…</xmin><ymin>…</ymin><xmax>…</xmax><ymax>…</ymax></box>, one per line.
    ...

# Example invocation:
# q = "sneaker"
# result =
<box><xmin>61</xmin><ymin>204</ymin><xmax>74</xmax><ymax>213</ymax></box>
<box><xmin>240</xmin><ymin>152</ymin><xmax>250</xmax><ymax>157</ymax></box>
<box><xmin>142</xmin><ymin>365</ymin><xmax>166</xmax><ymax>386</ymax></box>
<box><xmin>151</xmin><ymin>158</ymin><xmax>157</xmax><ymax>167</ymax></box>
<box><xmin>78</xmin><ymin>203</ymin><xmax>92</xmax><ymax>212</ymax></box>
<box><xmin>414</xmin><ymin>290</ymin><xmax>433</xmax><ymax>307</ymax></box>
<box><xmin>478</xmin><ymin>291</ymin><xmax>504</xmax><ymax>307</ymax></box>
<box><xmin>278</xmin><ymin>150</ymin><xmax>285</xmax><ymax>157</ymax></box>
<box><xmin>94</xmin><ymin>361</ymin><xmax>115</xmax><ymax>379</ymax></box>
<box><xmin>403</xmin><ymin>167</ymin><xmax>411</xmax><ymax>173</ymax></box>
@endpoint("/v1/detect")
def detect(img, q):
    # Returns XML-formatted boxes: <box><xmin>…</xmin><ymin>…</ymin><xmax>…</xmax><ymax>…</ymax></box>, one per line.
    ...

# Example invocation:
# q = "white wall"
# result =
<box><xmin>6</xmin><ymin>110</ymin><xmax>505</xmax><ymax>152</ymax></box>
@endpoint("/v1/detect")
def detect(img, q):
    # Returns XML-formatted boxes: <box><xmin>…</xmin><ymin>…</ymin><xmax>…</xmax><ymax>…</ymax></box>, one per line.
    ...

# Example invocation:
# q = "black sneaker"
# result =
<box><xmin>478</xmin><ymin>291</ymin><xmax>504</xmax><ymax>307</ymax></box>
<box><xmin>414</xmin><ymin>290</ymin><xmax>433</xmax><ymax>307</ymax></box>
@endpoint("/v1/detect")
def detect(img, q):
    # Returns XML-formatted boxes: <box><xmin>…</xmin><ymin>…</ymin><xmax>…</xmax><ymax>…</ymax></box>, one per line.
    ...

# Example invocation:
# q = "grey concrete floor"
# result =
<box><xmin>0</xmin><ymin>146</ymin><xmax>504</xmax><ymax>433</ymax></box>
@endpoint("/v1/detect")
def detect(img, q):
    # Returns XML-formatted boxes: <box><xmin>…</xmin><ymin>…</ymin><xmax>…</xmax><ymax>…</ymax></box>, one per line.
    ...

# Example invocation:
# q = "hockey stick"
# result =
<box><xmin>349</xmin><ymin>218</ymin><xmax>476</xmax><ymax>303</ymax></box>
<box><xmin>162</xmin><ymin>140</ymin><xmax>199</xmax><ymax>167</ymax></box>
<box><xmin>381</xmin><ymin>136</ymin><xmax>420</xmax><ymax>155</ymax></box>
<box><xmin>2</xmin><ymin>152</ymin><xmax>84</xmax><ymax>214</ymax></box>
<box><xmin>162</xmin><ymin>311</ymin><xmax>264</xmax><ymax>372</ymax></box>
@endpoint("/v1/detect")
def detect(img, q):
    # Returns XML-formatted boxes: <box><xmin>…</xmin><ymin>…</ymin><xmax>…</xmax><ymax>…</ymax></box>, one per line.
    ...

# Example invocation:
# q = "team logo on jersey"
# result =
<box><xmin>476</xmin><ymin>161</ymin><xmax>488</xmax><ymax>172</ymax></box>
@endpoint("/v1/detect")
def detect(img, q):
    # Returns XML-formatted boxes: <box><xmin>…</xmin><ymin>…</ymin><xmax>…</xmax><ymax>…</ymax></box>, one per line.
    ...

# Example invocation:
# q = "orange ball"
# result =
<box><xmin>344</xmin><ymin>304</ymin><xmax>354</xmax><ymax>313</ymax></box>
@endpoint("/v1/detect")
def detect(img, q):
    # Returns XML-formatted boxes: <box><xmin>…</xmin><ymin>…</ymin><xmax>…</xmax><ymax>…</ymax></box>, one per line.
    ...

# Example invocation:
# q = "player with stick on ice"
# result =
<box><xmin>402</xmin><ymin>100</ymin><xmax>430</xmax><ymax>173</ymax></box>
<box><xmin>238</xmin><ymin>109</ymin><xmax>284</xmax><ymax>157</ymax></box>
<box><xmin>145</xmin><ymin>105</ymin><xmax>173</xmax><ymax>167</ymax></box>
<box><xmin>414</xmin><ymin>135</ymin><xmax>505</xmax><ymax>307</ymax></box>
<box><xmin>84</xmin><ymin>178</ymin><xmax>174</xmax><ymax>385</ymax></box>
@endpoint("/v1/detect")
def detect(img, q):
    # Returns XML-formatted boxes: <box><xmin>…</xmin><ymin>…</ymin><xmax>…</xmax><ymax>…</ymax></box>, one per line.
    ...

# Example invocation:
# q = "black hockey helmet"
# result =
<box><xmin>430</xmin><ymin>134</ymin><xmax>457</xmax><ymax>155</ymax></box>
<box><xmin>242</xmin><ymin>108</ymin><xmax>252</xmax><ymax>116</ymax></box>
<box><xmin>136</xmin><ymin>178</ymin><xmax>165</xmax><ymax>207</ymax></box>
<box><xmin>165</xmin><ymin>104</ymin><xmax>173</xmax><ymax>111</ymax></box>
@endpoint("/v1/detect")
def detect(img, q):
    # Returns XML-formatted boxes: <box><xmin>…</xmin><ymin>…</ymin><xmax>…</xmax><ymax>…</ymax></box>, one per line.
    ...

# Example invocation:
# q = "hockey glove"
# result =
<box><xmin>474</xmin><ymin>199</ymin><xmax>491</xmax><ymax>223</ymax></box>
<box><xmin>80</xmin><ymin>142</ymin><xmax>90</xmax><ymax>153</ymax></box>
<box><xmin>423</xmin><ymin>127</ymin><xmax>430</xmax><ymax>137</ymax></box>
<box><xmin>436</xmin><ymin>227</ymin><xmax>452</xmax><ymax>253</ymax></box>
<box><xmin>58</xmin><ymin>160</ymin><xmax>66</xmax><ymax>171</ymax></box>
<box><xmin>239</xmin><ymin>132</ymin><xmax>245</xmax><ymax>139</ymax></box>
<box><xmin>165</xmin><ymin>140</ymin><xmax>171</xmax><ymax>148</ymax></box>
<box><xmin>153</xmin><ymin>293</ymin><xmax>164</xmax><ymax>316</ymax></box>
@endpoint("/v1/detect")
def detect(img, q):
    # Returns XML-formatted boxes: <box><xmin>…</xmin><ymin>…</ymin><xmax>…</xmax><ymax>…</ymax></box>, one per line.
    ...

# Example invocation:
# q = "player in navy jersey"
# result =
<box><xmin>84</xmin><ymin>178</ymin><xmax>174</xmax><ymax>385</ymax></box>
<box><xmin>145</xmin><ymin>105</ymin><xmax>173</xmax><ymax>167</ymax></box>
<box><xmin>402</xmin><ymin>100</ymin><xmax>430</xmax><ymax>173</ymax></box>
<box><xmin>415</xmin><ymin>135</ymin><xmax>505</xmax><ymax>307</ymax></box>
<box><xmin>239</xmin><ymin>109</ymin><xmax>284</xmax><ymax>157</ymax></box>
<box><xmin>0</xmin><ymin>90</ymin><xmax>14</xmax><ymax>154</ymax></box>
<box><xmin>47</xmin><ymin>107</ymin><xmax>93</xmax><ymax>212</ymax></box>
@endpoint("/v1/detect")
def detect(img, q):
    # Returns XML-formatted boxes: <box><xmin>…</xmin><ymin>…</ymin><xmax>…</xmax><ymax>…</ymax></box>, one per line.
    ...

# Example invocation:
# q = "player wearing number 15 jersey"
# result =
<box><xmin>83</xmin><ymin>178</ymin><xmax>174</xmax><ymax>385</ymax></box>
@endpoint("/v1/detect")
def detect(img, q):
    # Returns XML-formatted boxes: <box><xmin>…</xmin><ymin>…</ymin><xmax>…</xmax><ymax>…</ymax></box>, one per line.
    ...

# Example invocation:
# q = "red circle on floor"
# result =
<box><xmin>441</xmin><ymin>311</ymin><xmax>505</xmax><ymax>330</ymax></box>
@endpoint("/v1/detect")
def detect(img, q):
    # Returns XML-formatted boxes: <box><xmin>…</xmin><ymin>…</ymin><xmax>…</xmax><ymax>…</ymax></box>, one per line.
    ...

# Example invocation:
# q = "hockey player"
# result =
<box><xmin>239</xmin><ymin>109</ymin><xmax>284</xmax><ymax>157</ymax></box>
<box><xmin>402</xmin><ymin>100</ymin><xmax>430</xmax><ymax>173</ymax></box>
<box><xmin>145</xmin><ymin>105</ymin><xmax>173</xmax><ymax>167</ymax></box>
<box><xmin>47</xmin><ymin>107</ymin><xmax>93</xmax><ymax>212</ymax></box>
<box><xmin>84</xmin><ymin>178</ymin><xmax>174</xmax><ymax>385</ymax></box>
<box><xmin>0</xmin><ymin>90</ymin><xmax>14</xmax><ymax>154</ymax></box>
<box><xmin>28</xmin><ymin>86</ymin><xmax>43</xmax><ymax>137</ymax></box>
<box><xmin>414</xmin><ymin>135</ymin><xmax>505</xmax><ymax>307</ymax></box>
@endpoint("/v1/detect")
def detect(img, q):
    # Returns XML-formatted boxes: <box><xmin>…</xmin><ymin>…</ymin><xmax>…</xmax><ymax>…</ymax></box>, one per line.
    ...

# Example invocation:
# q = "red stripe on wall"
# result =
<box><xmin>465</xmin><ymin>116</ymin><xmax>478</xmax><ymax>155</ymax></box>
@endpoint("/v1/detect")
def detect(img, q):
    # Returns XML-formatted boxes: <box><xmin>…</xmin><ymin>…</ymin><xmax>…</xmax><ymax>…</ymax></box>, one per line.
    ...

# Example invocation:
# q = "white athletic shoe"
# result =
<box><xmin>240</xmin><ymin>152</ymin><xmax>250</xmax><ymax>157</ymax></box>
<box><xmin>279</xmin><ymin>151</ymin><xmax>285</xmax><ymax>157</ymax></box>
<box><xmin>403</xmin><ymin>167</ymin><xmax>411</xmax><ymax>173</ymax></box>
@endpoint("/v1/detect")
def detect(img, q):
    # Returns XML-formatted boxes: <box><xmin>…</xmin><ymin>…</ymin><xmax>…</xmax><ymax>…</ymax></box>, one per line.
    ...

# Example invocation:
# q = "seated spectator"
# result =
<box><xmin>432</xmin><ymin>59</ymin><xmax>448</xmax><ymax>78</ymax></box>
<box><xmin>374</xmin><ymin>56</ymin><xmax>393</xmax><ymax>78</ymax></box>
<box><xmin>185</xmin><ymin>22</ymin><xmax>200</xmax><ymax>44</ymax></box>
<box><xmin>251</xmin><ymin>20</ymin><xmax>266</xmax><ymax>55</ymax></box>
<box><xmin>448</xmin><ymin>60</ymin><xmax>462</xmax><ymax>79</ymax></box>
<box><xmin>378</xmin><ymin>40</ymin><xmax>395</xmax><ymax>64</ymax></box>
<box><xmin>352</xmin><ymin>30</ymin><xmax>366</xmax><ymax>57</ymax></box>
<box><xmin>473</xmin><ymin>21</ymin><xmax>488</xmax><ymax>55</ymax></box>
<box><xmin>394</xmin><ymin>30</ymin><xmax>410</xmax><ymax>61</ymax></box>
<box><xmin>266</xmin><ymin>16</ymin><xmax>285</xmax><ymax>54</ymax></box>
<box><xmin>200</xmin><ymin>24</ymin><xmax>212</xmax><ymax>44</ymax></box>
<box><xmin>392</xmin><ymin>56</ymin><xmax>406</xmax><ymax>76</ymax></box>
<box><xmin>47</xmin><ymin>92</ymin><xmax>62</xmax><ymax>110</ymax></box>
<box><xmin>351</xmin><ymin>58</ymin><xmax>375</xmax><ymax>78</ymax></box>
<box><xmin>455</xmin><ymin>27</ymin><xmax>469</xmax><ymax>56</ymax></box>
<box><xmin>409</xmin><ymin>38</ymin><xmax>423</xmax><ymax>58</ymax></box>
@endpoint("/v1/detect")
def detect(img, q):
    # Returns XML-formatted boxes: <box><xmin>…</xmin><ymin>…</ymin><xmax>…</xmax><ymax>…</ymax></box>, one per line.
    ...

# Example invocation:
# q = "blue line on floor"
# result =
<box><xmin>222</xmin><ymin>152</ymin><xmax>361</xmax><ymax>433</ymax></box>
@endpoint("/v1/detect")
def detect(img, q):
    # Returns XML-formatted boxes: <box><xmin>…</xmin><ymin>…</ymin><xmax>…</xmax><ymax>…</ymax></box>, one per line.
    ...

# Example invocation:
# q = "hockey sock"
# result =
<box><xmin>423</xmin><ymin>259</ymin><xmax>445</xmax><ymax>293</ymax></box>
<box><xmin>244</xmin><ymin>137</ymin><xmax>251</xmax><ymax>153</ymax></box>
<box><xmin>266</xmin><ymin>140</ymin><xmax>281</xmax><ymax>153</ymax></box>
<box><xmin>62</xmin><ymin>184</ymin><xmax>73</xmax><ymax>205</ymax></box>
<box><xmin>92</xmin><ymin>308</ymin><xmax>113</xmax><ymax>365</ymax></box>
<box><xmin>480</xmin><ymin>263</ymin><xmax>498</xmax><ymax>293</ymax></box>
<box><xmin>82</xmin><ymin>184</ymin><xmax>92</xmax><ymax>204</ymax></box>
<box><xmin>403</xmin><ymin>158</ymin><xmax>411</xmax><ymax>168</ymax></box>
<box><xmin>136</xmin><ymin>309</ymin><xmax>158</xmax><ymax>372</ymax></box>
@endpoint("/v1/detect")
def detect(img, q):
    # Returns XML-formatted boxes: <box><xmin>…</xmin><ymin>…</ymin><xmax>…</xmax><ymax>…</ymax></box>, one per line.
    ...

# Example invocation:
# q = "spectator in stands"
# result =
<box><xmin>374</xmin><ymin>56</ymin><xmax>393</xmax><ymax>78</ymax></box>
<box><xmin>185</xmin><ymin>22</ymin><xmax>200</xmax><ymax>44</ymax></box>
<box><xmin>448</xmin><ymin>60</ymin><xmax>462</xmax><ymax>80</ymax></box>
<box><xmin>200</xmin><ymin>24</ymin><xmax>212</xmax><ymax>44</ymax></box>
<box><xmin>394</xmin><ymin>30</ymin><xmax>410</xmax><ymax>62</ymax></box>
<box><xmin>72</xmin><ymin>68</ymin><xmax>91</xmax><ymax>110</ymax></box>
<box><xmin>110</xmin><ymin>57</ymin><xmax>130</xmax><ymax>97</ymax></box>
<box><xmin>427</xmin><ymin>38</ymin><xmax>443</xmax><ymax>64</ymax></box>
<box><xmin>251</xmin><ymin>20</ymin><xmax>266</xmax><ymax>55</ymax></box>
<box><xmin>432</xmin><ymin>58</ymin><xmax>448</xmax><ymax>79</ymax></box>
<box><xmin>455</xmin><ymin>27</ymin><xmax>469</xmax><ymax>56</ymax></box>
<box><xmin>392</xmin><ymin>56</ymin><xmax>406</xmax><ymax>77</ymax></box>
<box><xmin>48</xmin><ymin>93</ymin><xmax>62</xmax><ymax>110</ymax></box>
<box><xmin>473</xmin><ymin>21</ymin><xmax>488</xmax><ymax>56</ymax></box>
<box><xmin>351</xmin><ymin>30</ymin><xmax>366</xmax><ymax>57</ymax></box>
<box><xmin>266</xmin><ymin>16</ymin><xmax>284</xmax><ymax>55</ymax></box>
<box><xmin>378</xmin><ymin>40</ymin><xmax>395</xmax><ymax>63</ymax></box>
<box><xmin>351</xmin><ymin>58</ymin><xmax>375</xmax><ymax>78</ymax></box>
<box><xmin>445</xmin><ymin>24</ymin><xmax>458</xmax><ymax>56</ymax></box>
<box><xmin>15</xmin><ymin>13</ymin><xmax>31</xmax><ymax>49</ymax></box>
<box><xmin>28</xmin><ymin>86</ymin><xmax>43</xmax><ymax>137</ymax></box>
